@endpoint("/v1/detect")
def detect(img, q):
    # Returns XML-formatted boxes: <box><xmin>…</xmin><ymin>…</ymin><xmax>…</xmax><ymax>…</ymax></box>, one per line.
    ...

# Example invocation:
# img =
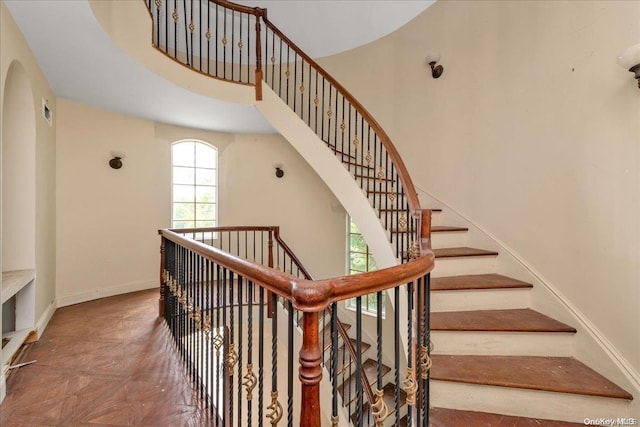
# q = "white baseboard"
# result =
<box><xmin>416</xmin><ymin>187</ymin><xmax>640</xmax><ymax>400</ymax></box>
<box><xmin>56</xmin><ymin>280</ymin><xmax>158</xmax><ymax>308</ymax></box>
<box><xmin>35</xmin><ymin>301</ymin><xmax>56</xmax><ymax>340</ymax></box>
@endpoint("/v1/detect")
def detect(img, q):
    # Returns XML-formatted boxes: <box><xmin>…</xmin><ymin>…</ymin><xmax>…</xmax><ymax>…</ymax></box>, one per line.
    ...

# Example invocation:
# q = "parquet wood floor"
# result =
<box><xmin>1</xmin><ymin>289</ymin><xmax>587</xmax><ymax>426</ymax></box>
<box><xmin>0</xmin><ymin>289</ymin><xmax>212</xmax><ymax>426</ymax></box>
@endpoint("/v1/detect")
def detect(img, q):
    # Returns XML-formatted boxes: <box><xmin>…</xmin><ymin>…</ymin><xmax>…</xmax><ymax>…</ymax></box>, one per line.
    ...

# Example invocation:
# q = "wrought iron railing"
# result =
<box><xmin>145</xmin><ymin>0</ymin><xmax>421</xmax><ymax>261</ymax></box>
<box><xmin>160</xmin><ymin>224</ymin><xmax>433</xmax><ymax>426</ymax></box>
<box><xmin>144</xmin><ymin>0</ymin><xmax>435</xmax><ymax>424</ymax></box>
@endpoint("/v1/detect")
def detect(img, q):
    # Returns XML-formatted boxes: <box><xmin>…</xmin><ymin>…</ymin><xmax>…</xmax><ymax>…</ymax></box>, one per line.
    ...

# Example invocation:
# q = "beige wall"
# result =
<box><xmin>56</xmin><ymin>99</ymin><xmax>346</xmax><ymax>305</ymax></box>
<box><xmin>1</xmin><ymin>1</ymin><xmax>57</xmax><ymax>329</ymax></box>
<box><xmin>319</xmin><ymin>0</ymin><xmax>640</xmax><ymax>377</ymax></box>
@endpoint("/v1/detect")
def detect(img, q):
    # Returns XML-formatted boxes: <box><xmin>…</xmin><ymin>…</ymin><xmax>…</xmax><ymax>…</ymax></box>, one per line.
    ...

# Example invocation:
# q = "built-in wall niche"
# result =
<box><xmin>1</xmin><ymin>270</ymin><xmax>35</xmax><ymax>366</ymax></box>
<box><xmin>1</xmin><ymin>60</ymin><xmax>37</xmax><ymax>401</ymax></box>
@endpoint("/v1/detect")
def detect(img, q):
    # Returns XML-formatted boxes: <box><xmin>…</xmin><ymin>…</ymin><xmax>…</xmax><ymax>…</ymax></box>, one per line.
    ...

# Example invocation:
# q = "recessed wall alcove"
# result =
<box><xmin>1</xmin><ymin>60</ymin><xmax>37</xmax><ymax>380</ymax></box>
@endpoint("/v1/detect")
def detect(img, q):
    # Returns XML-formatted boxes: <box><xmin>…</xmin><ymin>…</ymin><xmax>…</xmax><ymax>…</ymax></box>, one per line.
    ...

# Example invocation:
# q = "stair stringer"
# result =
<box><xmin>417</xmin><ymin>186</ymin><xmax>639</xmax><ymax>417</ymax></box>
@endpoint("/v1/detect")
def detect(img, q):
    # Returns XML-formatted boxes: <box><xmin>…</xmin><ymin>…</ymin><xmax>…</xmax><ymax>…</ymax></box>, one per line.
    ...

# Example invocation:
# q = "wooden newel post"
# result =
<box><xmin>159</xmin><ymin>236</ymin><xmax>165</xmax><ymax>317</ymax></box>
<box><xmin>299</xmin><ymin>311</ymin><xmax>322</xmax><ymax>427</ymax></box>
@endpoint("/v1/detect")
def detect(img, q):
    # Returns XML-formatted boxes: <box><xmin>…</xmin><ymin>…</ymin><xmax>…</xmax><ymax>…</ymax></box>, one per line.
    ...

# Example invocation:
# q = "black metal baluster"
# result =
<box><xmin>407</xmin><ymin>281</ymin><xmax>414</xmax><ymax>426</ymax></box>
<box><xmin>423</xmin><ymin>273</ymin><xmax>431</xmax><ymax>426</ymax></box>
<box><xmin>215</xmin><ymin>4</ymin><xmax>219</xmax><ymax>76</ymax></box>
<box><xmin>356</xmin><ymin>296</ymin><xmax>363</xmax><ymax>427</ymax></box>
<box><xmin>228</xmin><ymin>268</ymin><xmax>234</xmax><ymax>426</ymax></box>
<box><xmin>247</xmin><ymin>280</ymin><xmax>254</xmax><ymax>426</ymax></box>
<box><xmin>314</xmin><ymin>70</ymin><xmax>319</xmax><ymax>134</ymax></box>
<box><xmin>330</xmin><ymin>303</ymin><xmax>338</xmax><ymax>426</ymax></box>
<box><xmin>237</xmin><ymin>275</ymin><xmax>243</xmax><ymax>426</ymax></box>
<box><xmin>307</xmin><ymin>62</ymin><xmax>312</xmax><ymax>126</ymax></box>
<box><xmin>292</xmin><ymin>53</ymin><xmax>297</xmax><ymax>113</ymax></box>
<box><xmin>206</xmin><ymin>0</ymin><xmax>210</xmax><ymax>75</ymax></box>
<box><xmin>231</xmin><ymin>10</ymin><xmax>235</xmax><ymax>81</ymax></box>
<box><xmin>182</xmin><ymin>0</ymin><xmax>189</xmax><ymax>65</ymax></box>
<box><xmin>394</xmin><ymin>285</ymin><xmax>400</xmax><ymax>426</ymax></box>
<box><xmin>287</xmin><ymin>301</ymin><xmax>294</xmax><ymax>427</ymax></box>
<box><xmin>221</xmin><ymin>263</ymin><xmax>228</xmax><ymax>426</ymax></box>
<box><xmin>258</xmin><ymin>286</ymin><xmax>264</xmax><ymax>427</ymax></box>
<box><xmin>285</xmin><ymin>45</ymin><xmax>290</xmax><ymax>107</ymax></box>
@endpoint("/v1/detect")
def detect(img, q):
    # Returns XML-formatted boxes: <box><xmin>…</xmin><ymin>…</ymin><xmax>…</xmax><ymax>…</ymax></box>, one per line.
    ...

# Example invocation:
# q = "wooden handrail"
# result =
<box><xmin>160</xmin><ymin>228</ymin><xmax>433</xmax><ymax>312</ymax></box>
<box><xmin>272</xmin><ymin>227</ymin><xmax>313</xmax><ymax>280</ymax></box>
<box><xmin>259</xmin><ymin>15</ymin><xmax>420</xmax><ymax>213</ymax></box>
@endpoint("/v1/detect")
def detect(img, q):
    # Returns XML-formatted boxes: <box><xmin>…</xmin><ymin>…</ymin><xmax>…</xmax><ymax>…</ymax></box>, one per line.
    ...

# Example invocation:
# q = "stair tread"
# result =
<box><xmin>328</xmin><ymin>340</ymin><xmax>372</xmax><ymax>373</ymax></box>
<box><xmin>431</xmin><ymin>355</ymin><xmax>633</xmax><ymax>400</ymax></box>
<box><xmin>399</xmin><ymin>407</ymin><xmax>585</xmax><ymax>426</ymax></box>
<box><xmin>431</xmin><ymin>274</ymin><xmax>532</xmax><ymax>291</ymax></box>
<box><xmin>340</xmin><ymin>359</ymin><xmax>391</xmax><ymax>405</ymax></box>
<box><xmin>355</xmin><ymin>382</ymin><xmax>407</xmax><ymax>423</ymax></box>
<box><xmin>432</xmin><ymin>225</ymin><xmax>469</xmax><ymax>232</ymax></box>
<box><xmin>434</xmin><ymin>247</ymin><xmax>499</xmax><ymax>258</ymax></box>
<box><xmin>431</xmin><ymin>308</ymin><xmax>576</xmax><ymax>333</ymax></box>
<box><xmin>321</xmin><ymin>322</ymin><xmax>351</xmax><ymax>349</ymax></box>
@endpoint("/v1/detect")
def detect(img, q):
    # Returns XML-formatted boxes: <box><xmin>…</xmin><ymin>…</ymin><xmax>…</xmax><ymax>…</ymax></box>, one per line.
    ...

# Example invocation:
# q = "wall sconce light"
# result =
<box><xmin>109</xmin><ymin>151</ymin><xmax>125</xmax><ymax>169</ymax></box>
<box><xmin>617</xmin><ymin>43</ymin><xmax>640</xmax><ymax>89</ymax></box>
<box><xmin>275</xmin><ymin>166</ymin><xmax>284</xmax><ymax>178</ymax></box>
<box><xmin>425</xmin><ymin>52</ymin><xmax>444</xmax><ymax>79</ymax></box>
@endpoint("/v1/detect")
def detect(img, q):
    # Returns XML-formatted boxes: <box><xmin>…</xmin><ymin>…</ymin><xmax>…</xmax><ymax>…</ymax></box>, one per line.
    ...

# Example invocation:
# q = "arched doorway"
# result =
<box><xmin>1</xmin><ymin>60</ymin><xmax>37</xmax><ymax>375</ymax></box>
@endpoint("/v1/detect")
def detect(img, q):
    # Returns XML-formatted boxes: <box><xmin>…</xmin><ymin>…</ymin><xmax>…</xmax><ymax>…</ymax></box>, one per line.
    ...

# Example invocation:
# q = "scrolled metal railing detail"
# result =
<box><xmin>420</xmin><ymin>345</ymin><xmax>433</xmax><ymax>380</ymax></box>
<box><xmin>371</xmin><ymin>388</ymin><xmax>390</xmax><ymax>426</ymax></box>
<box><xmin>242</xmin><ymin>364</ymin><xmax>257</xmax><ymax>400</ymax></box>
<box><xmin>226</xmin><ymin>343</ymin><xmax>238</xmax><ymax>373</ymax></box>
<box><xmin>266</xmin><ymin>391</ymin><xmax>284</xmax><ymax>425</ymax></box>
<box><xmin>403</xmin><ymin>367</ymin><xmax>418</xmax><ymax>406</ymax></box>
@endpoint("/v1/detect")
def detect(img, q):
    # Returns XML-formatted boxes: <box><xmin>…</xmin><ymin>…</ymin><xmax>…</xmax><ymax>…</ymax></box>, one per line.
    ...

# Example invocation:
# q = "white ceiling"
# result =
<box><xmin>5</xmin><ymin>0</ymin><xmax>434</xmax><ymax>134</ymax></box>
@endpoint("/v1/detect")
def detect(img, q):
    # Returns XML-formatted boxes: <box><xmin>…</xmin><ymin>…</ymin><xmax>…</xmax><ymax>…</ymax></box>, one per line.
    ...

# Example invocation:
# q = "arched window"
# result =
<box><xmin>171</xmin><ymin>140</ymin><xmax>217</xmax><ymax>229</ymax></box>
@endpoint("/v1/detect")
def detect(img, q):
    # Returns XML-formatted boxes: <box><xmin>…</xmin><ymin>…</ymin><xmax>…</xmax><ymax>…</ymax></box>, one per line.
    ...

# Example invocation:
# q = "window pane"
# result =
<box><xmin>173</xmin><ymin>167</ymin><xmax>194</xmax><ymax>185</ymax></box>
<box><xmin>350</xmin><ymin>252</ymin><xmax>367</xmax><ymax>272</ymax></box>
<box><xmin>173</xmin><ymin>185</ymin><xmax>194</xmax><ymax>203</ymax></box>
<box><xmin>195</xmin><ymin>143</ymin><xmax>217</xmax><ymax>168</ymax></box>
<box><xmin>196</xmin><ymin>168</ymin><xmax>216</xmax><ymax>185</ymax></box>
<box><xmin>196</xmin><ymin>203</ymin><xmax>215</xmax><ymax>220</ymax></box>
<box><xmin>350</xmin><ymin>234</ymin><xmax>367</xmax><ymax>253</ymax></box>
<box><xmin>368</xmin><ymin>255</ymin><xmax>378</xmax><ymax>271</ymax></box>
<box><xmin>173</xmin><ymin>142</ymin><xmax>195</xmax><ymax>167</ymax></box>
<box><xmin>196</xmin><ymin>186</ymin><xmax>216</xmax><ymax>203</ymax></box>
<box><xmin>173</xmin><ymin>220</ymin><xmax>194</xmax><ymax>229</ymax></box>
<box><xmin>173</xmin><ymin>203</ymin><xmax>194</xmax><ymax>221</ymax></box>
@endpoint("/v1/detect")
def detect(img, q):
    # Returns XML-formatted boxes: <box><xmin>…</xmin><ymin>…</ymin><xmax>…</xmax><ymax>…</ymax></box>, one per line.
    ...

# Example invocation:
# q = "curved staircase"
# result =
<box><xmin>107</xmin><ymin>0</ymin><xmax>635</xmax><ymax>424</ymax></box>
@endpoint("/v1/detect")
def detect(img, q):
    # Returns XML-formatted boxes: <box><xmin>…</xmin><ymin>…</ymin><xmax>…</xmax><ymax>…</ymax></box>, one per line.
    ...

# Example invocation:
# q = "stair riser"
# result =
<box><xmin>431</xmin><ymin>232</ymin><xmax>468</xmax><ymax>249</ymax></box>
<box><xmin>430</xmin><ymin>381</ymin><xmax>633</xmax><ymax>423</ymax></box>
<box><xmin>431</xmin><ymin>288</ymin><xmax>531</xmax><ymax>312</ymax></box>
<box><xmin>431</xmin><ymin>257</ymin><xmax>498</xmax><ymax>277</ymax></box>
<box><xmin>431</xmin><ymin>331</ymin><xmax>574</xmax><ymax>357</ymax></box>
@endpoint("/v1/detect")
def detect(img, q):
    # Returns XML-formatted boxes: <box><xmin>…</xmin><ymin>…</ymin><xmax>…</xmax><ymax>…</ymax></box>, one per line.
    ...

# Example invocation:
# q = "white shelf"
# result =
<box><xmin>1</xmin><ymin>328</ymin><xmax>31</xmax><ymax>367</ymax></box>
<box><xmin>2</xmin><ymin>269</ymin><xmax>35</xmax><ymax>304</ymax></box>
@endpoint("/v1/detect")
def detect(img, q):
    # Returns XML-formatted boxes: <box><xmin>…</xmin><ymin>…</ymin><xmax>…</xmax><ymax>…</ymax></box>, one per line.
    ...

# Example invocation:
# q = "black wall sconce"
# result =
<box><xmin>426</xmin><ymin>52</ymin><xmax>444</xmax><ymax>79</ymax></box>
<box><xmin>275</xmin><ymin>166</ymin><xmax>284</xmax><ymax>178</ymax></box>
<box><xmin>618</xmin><ymin>43</ymin><xmax>640</xmax><ymax>89</ymax></box>
<box><xmin>109</xmin><ymin>151</ymin><xmax>125</xmax><ymax>169</ymax></box>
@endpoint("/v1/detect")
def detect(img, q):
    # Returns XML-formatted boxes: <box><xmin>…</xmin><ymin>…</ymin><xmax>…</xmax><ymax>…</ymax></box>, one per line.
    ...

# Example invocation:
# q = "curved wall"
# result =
<box><xmin>2</xmin><ymin>61</ymin><xmax>36</xmax><ymax>272</ymax></box>
<box><xmin>317</xmin><ymin>0</ymin><xmax>640</xmax><ymax>394</ymax></box>
<box><xmin>1</xmin><ymin>1</ymin><xmax>57</xmax><ymax>339</ymax></box>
